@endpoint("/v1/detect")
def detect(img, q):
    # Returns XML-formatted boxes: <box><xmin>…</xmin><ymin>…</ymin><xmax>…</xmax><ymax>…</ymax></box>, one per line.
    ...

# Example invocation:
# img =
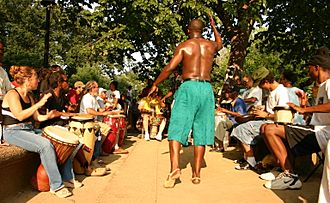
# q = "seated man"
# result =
<box><xmin>214</xmin><ymin>86</ymin><xmax>247</xmax><ymax>152</ymax></box>
<box><xmin>138</xmin><ymin>90</ymin><xmax>166</xmax><ymax>141</ymax></box>
<box><xmin>80</xmin><ymin>81</ymin><xmax>128</xmax><ymax>155</ymax></box>
<box><xmin>241</xmin><ymin>75</ymin><xmax>263</xmax><ymax>111</ymax></box>
<box><xmin>231</xmin><ymin>67</ymin><xmax>290</xmax><ymax>170</ymax></box>
<box><xmin>262</xmin><ymin>47</ymin><xmax>330</xmax><ymax>190</ymax></box>
<box><xmin>279</xmin><ymin>70</ymin><xmax>306</xmax><ymax>125</ymax></box>
<box><xmin>39</xmin><ymin>71</ymin><xmax>75</xmax><ymax>128</ymax></box>
<box><xmin>67</xmin><ymin>81</ymin><xmax>85</xmax><ymax>112</ymax></box>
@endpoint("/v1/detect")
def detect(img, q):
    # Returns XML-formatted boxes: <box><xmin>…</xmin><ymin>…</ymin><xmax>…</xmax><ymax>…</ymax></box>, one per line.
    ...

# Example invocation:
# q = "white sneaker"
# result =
<box><xmin>144</xmin><ymin>133</ymin><xmax>150</xmax><ymax>141</ymax></box>
<box><xmin>264</xmin><ymin>172</ymin><xmax>302</xmax><ymax>190</ymax></box>
<box><xmin>155</xmin><ymin>134</ymin><xmax>162</xmax><ymax>141</ymax></box>
<box><xmin>259</xmin><ymin>171</ymin><xmax>280</xmax><ymax>181</ymax></box>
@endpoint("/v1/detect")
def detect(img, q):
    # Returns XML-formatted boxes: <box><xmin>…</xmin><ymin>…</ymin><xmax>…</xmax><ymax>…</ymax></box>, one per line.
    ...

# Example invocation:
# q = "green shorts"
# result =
<box><xmin>168</xmin><ymin>80</ymin><xmax>215</xmax><ymax>146</ymax></box>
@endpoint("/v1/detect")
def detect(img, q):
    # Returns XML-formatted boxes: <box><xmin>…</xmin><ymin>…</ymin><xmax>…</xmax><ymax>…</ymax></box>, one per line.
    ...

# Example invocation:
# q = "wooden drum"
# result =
<box><xmin>42</xmin><ymin>126</ymin><xmax>79</xmax><ymax>165</ymax></box>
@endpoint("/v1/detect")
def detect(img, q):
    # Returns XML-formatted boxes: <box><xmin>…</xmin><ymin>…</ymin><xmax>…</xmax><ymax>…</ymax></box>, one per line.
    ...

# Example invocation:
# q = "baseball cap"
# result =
<box><xmin>98</xmin><ymin>87</ymin><xmax>107</xmax><ymax>95</ymax></box>
<box><xmin>74</xmin><ymin>81</ymin><xmax>85</xmax><ymax>88</ymax></box>
<box><xmin>252</xmin><ymin>67</ymin><xmax>270</xmax><ymax>87</ymax></box>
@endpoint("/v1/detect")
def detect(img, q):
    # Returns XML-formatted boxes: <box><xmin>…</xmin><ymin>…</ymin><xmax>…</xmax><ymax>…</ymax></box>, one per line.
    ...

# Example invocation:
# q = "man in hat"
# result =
<box><xmin>231</xmin><ymin>67</ymin><xmax>290</xmax><ymax>171</ymax></box>
<box><xmin>262</xmin><ymin>47</ymin><xmax>330</xmax><ymax>191</ymax></box>
<box><xmin>67</xmin><ymin>81</ymin><xmax>85</xmax><ymax>112</ymax></box>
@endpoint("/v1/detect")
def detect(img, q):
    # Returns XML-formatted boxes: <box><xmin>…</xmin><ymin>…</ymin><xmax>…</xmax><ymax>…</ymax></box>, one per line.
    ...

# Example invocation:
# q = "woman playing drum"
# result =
<box><xmin>1</xmin><ymin>65</ymin><xmax>75</xmax><ymax>198</ymax></box>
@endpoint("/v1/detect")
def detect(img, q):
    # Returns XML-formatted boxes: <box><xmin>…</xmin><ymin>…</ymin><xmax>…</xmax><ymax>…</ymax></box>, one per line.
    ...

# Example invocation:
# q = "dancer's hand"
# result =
<box><xmin>148</xmin><ymin>85</ymin><xmax>158</xmax><ymax>97</ymax></box>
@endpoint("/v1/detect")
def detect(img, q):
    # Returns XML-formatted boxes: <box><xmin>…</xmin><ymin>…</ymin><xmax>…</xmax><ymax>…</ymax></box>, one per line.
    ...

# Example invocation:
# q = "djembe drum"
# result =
<box><xmin>68</xmin><ymin>114</ymin><xmax>97</xmax><ymax>174</ymax></box>
<box><xmin>31</xmin><ymin>126</ymin><xmax>79</xmax><ymax>191</ymax></box>
<box><xmin>102</xmin><ymin>114</ymin><xmax>124</xmax><ymax>153</ymax></box>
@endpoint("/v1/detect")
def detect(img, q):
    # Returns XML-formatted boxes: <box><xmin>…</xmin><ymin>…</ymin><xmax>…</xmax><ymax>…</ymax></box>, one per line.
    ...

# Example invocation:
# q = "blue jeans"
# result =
<box><xmin>3</xmin><ymin>124</ymin><xmax>74</xmax><ymax>191</ymax></box>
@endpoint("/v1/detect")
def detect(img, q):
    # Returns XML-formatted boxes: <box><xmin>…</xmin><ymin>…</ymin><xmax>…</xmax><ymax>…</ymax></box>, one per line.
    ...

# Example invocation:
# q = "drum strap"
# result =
<box><xmin>68</xmin><ymin>142</ymin><xmax>83</xmax><ymax>161</ymax></box>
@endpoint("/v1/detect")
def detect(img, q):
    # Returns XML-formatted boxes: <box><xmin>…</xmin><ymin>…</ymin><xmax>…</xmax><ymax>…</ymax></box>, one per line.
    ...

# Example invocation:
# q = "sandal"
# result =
<box><xmin>191</xmin><ymin>177</ymin><xmax>201</xmax><ymax>184</ymax></box>
<box><xmin>50</xmin><ymin>187</ymin><xmax>72</xmax><ymax>198</ymax></box>
<box><xmin>163</xmin><ymin>168</ymin><xmax>181</xmax><ymax>188</ymax></box>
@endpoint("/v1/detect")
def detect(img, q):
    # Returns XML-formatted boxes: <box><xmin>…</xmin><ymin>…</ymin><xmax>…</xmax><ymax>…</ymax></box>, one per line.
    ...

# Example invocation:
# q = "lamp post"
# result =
<box><xmin>41</xmin><ymin>0</ymin><xmax>56</xmax><ymax>68</ymax></box>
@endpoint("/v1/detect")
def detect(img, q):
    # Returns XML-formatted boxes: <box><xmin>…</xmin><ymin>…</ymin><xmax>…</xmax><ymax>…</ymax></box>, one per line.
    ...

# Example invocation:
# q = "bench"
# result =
<box><xmin>0</xmin><ymin>145</ymin><xmax>40</xmax><ymax>199</ymax></box>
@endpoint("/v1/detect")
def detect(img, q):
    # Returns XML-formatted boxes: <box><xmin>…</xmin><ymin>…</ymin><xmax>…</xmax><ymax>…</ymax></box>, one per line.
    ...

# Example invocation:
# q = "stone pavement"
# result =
<box><xmin>4</xmin><ymin>133</ymin><xmax>321</xmax><ymax>203</ymax></box>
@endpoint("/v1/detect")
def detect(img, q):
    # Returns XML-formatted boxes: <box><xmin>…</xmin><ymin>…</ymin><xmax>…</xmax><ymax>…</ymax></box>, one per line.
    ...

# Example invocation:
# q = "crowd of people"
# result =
<box><xmin>1</xmin><ymin>13</ymin><xmax>330</xmax><ymax>202</ymax></box>
<box><xmin>213</xmin><ymin>47</ymin><xmax>330</xmax><ymax>201</ymax></box>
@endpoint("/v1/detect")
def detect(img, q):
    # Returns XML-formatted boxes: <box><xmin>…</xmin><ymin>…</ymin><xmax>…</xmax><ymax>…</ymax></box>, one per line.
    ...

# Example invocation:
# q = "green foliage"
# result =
<box><xmin>2</xmin><ymin>0</ymin><xmax>327</xmax><ymax>95</ymax></box>
<box><xmin>69</xmin><ymin>65</ymin><xmax>111</xmax><ymax>88</ymax></box>
<box><xmin>256</xmin><ymin>0</ymin><xmax>330</xmax><ymax>69</ymax></box>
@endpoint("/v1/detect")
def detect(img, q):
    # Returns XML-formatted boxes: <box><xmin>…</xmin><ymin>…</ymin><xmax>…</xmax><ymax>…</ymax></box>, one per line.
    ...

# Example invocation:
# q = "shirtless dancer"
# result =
<box><xmin>149</xmin><ymin>14</ymin><xmax>222</xmax><ymax>188</ymax></box>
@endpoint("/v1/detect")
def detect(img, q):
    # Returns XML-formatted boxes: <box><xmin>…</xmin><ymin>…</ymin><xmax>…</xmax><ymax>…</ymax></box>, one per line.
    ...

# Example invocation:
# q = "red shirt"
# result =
<box><xmin>67</xmin><ymin>88</ymin><xmax>80</xmax><ymax>105</ymax></box>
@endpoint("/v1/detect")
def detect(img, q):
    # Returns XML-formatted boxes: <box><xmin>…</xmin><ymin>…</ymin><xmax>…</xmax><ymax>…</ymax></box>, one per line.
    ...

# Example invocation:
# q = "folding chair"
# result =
<box><xmin>303</xmin><ymin>152</ymin><xmax>324</xmax><ymax>182</ymax></box>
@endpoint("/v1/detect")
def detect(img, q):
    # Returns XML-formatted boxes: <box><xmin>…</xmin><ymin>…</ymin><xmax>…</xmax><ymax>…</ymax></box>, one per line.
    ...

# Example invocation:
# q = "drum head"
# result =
<box><xmin>235</xmin><ymin>114</ymin><xmax>256</xmax><ymax>124</ymax></box>
<box><xmin>108</xmin><ymin>114</ymin><xmax>124</xmax><ymax>118</ymax></box>
<box><xmin>72</xmin><ymin>114</ymin><xmax>94</xmax><ymax>121</ymax></box>
<box><xmin>44</xmin><ymin>126</ymin><xmax>79</xmax><ymax>144</ymax></box>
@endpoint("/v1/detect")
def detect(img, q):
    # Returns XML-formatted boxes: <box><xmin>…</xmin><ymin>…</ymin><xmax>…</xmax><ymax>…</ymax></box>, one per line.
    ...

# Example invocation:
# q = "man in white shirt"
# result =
<box><xmin>231</xmin><ymin>67</ymin><xmax>290</xmax><ymax>171</ymax></box>
<box><xmin>0</xmin><ymin>42</ymin><xmax>11</xmax><ymax>103</ymax></box>
<box><xmin>106</xmin><ymin>81</ymin><xmax>122</xmax><ymax>110</ymax></box>
<box><xmin>80</xmin><ymin>81</ymin><xmax>128</xmax><ymax>155</ymax></box>
<box><xmin>0</xmin><ymin>42</ymin><xmax>11</xmax><ymax>145</ymax></box>
<box><xmin>262</xmin><ymin>47</ymin><xmax>330</xmax><ymax>191</ymax></box>
<box><xmin>241</xmin><ymin>75</ymin><xmax>263</xmax><ymax>111</ymax></box>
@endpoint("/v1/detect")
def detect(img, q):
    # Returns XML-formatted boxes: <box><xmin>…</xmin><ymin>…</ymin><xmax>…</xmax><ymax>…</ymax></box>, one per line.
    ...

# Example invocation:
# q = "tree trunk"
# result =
<box><xmin>228</xmin><ymin>29</ymin><xmax>250</xmax><ymax>70</ymax></box>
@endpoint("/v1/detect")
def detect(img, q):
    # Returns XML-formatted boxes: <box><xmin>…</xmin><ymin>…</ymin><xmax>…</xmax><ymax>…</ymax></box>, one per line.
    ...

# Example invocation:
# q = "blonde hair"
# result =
<box><xmin>9</xmin><ymin>65</ymin><xmax>36</xmax><ymax>85</ymax></box>
<box><xmin>84</xmin><ymin>80</ymin><xmax>98</xmax><ymax>95</ymax></box>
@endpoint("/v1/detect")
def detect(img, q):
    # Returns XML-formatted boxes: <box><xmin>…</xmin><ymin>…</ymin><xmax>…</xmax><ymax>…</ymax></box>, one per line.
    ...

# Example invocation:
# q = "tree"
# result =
<box><xmin>256</xmin><ymin>0</ymin><xmax>330</xmax><ymax>68</ymax></box>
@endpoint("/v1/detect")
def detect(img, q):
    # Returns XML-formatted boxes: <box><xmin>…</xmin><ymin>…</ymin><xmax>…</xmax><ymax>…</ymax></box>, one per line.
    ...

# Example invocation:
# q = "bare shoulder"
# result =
<box><xmin>5</xmin><ymin>89</ymin><xmax>19</xmax><ymax>97</ymax></box>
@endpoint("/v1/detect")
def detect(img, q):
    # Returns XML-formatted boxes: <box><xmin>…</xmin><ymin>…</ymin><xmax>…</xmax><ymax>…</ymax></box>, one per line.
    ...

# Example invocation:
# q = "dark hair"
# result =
<box><xmin>259</xmin><ymin>72</ymin><xmax>275</xmax><ymax>86</ymax></box>
<box><xmin>282</xmin><ymin>70</ymin><xmax>297</xmax><ymax>84</ymax></box>
<box><xmin>110</xmin><ymin>81</ymin><xmax>118</xmax><ymax>89</ymax></box>
<box><xmin>48</xmin><ymin>72</ymin><xmax>63</xmax><ymax>89</ymax></box>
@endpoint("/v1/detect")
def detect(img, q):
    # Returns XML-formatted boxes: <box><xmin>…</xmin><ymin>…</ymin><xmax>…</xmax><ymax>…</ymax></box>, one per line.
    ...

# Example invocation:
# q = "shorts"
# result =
<box><xmin>284</xmin><ymin>125</ymin><xmax>321</xmax><ymax>156</ymax></box>
<box><xmin>168</xmin><ymin>80</ymin><xmax>215</xmax><ymax>146</ymax></box>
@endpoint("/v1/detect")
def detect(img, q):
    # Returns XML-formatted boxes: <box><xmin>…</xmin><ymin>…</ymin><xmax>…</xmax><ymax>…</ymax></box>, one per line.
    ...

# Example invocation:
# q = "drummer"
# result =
<box><xmin>231</xmin><ymin>67</ymin><xmax>290</xmax><ymax>170</ymax></box>
<box><xmin>67</xmin><ymin>81</ymin><xmax>85</xmax><ymax>113</ymax></box>
<box><xmin>214</xmin><ymin>86</ymin><xmax>247</xmax><ymax>152</ymax></box>
<box><xmin>1</xmin><ymin>65</ymin><xmax>75</xmax><ymax>198</ymax></box>
<box><xmin>80</xmin><ymin>81</ymin><xmax>128</xmax><ymax>155</ymax></box>
<box><xmin>39</xmin><ymin>71</ymin><xmax>77</xmax><ymax>128</ymax></box>
<box><xmin>241</xmin><ymin>75</ymin><xmax>263</xmax><ymax>111</ymax></box>
<box><xmin>139</xmin><ymin>89</ymin><xmax>167</xmax><ymax>141</ymax></box>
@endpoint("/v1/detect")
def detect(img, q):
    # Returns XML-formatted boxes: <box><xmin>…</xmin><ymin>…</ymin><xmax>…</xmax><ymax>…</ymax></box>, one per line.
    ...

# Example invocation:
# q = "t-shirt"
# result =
<box><xmin>241</xmin><ymin>86</ymin><xmax>262</xmax><ymax>109</ymax></box>
<box><xmin>67</xmin><ymin>88</ymin><xmax>80</xmax><ymax>105</ymax></box>
<box><xmin>311</xmin><ymin>79</ymin><xmax>330</xmax><ymax>151</ymax></box>
<box><xmin>40</xmin><ymin>89</ymin><xmax>67</xmax><ymax>128</ymax></box>
<box><xmin>228</xmin><ymin>97</ymin><xmax>247</xmax><ymax>124</ymax></box>
<box><xmin>106</xmin><ymin>89</ymin><xmax>122</xmax><ymax>110</ymax></box>
<box><xmin>138</xmin><ymin>97</ymin><xmax>162</xmax><ymax>114</ymax></box>
<box><xmin>266</xmin><ymin>84</ymin><xmax>289</xmax><ymax>114</ymax></box>
<box><xmin>286</xmin><ymin>87</ymin><xmax>305</xmax><ymax>125</ymax></box>
<box><xmin>80</xmin><ymin>93</ymin><xmax>99</xmax><ymax>114</ymax></box>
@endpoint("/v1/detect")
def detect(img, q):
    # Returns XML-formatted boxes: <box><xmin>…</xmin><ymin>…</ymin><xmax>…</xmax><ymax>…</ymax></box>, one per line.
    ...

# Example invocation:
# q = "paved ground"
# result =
<box><xmin>4</xmin><ymin>133</ymin><xmax>321</xmax><ymax>203</ymax></box>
